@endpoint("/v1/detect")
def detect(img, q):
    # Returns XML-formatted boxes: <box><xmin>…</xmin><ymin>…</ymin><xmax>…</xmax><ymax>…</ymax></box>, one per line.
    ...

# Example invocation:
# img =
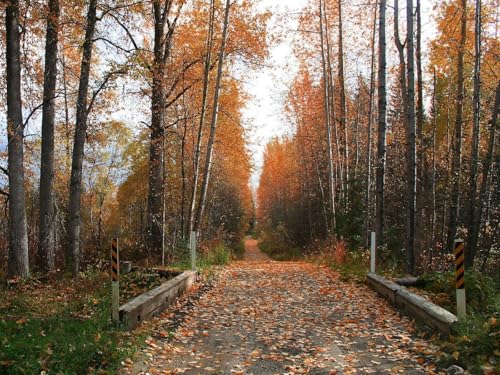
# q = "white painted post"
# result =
<box><xmin>190</xmin><ymin>231</ymin><xmax>197</xmax><ymax>271</ymax></box>
<box><xmin>111</xmin><ymin>238</ymin><xmax>119</xmax><ymax>323</ymax></box>
<box><xmin>454</xmin><ymin>239</ymin><xmax>466</xmax><ymax>319</ymax></box>
<box><xmin>370</xmin><ymin>231</ymin><xmax>376</xmax><ymax>273</ymax></box>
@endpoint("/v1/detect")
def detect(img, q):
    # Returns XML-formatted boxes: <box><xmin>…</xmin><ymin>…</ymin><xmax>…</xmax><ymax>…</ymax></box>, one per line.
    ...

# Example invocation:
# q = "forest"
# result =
<box><xmin>257</xmin><ymin>0</ymin><xmax>499</xmax><ymax>275</ymax></box>
<box><xmin>0</xmin><ymin>0</ymin><xmax>499</xmax><ymax>373</ymax></box>
<box><xmin>1</xmin><ymin>0</ymin><xmax>268</xmax><ymax>278</ymax></box>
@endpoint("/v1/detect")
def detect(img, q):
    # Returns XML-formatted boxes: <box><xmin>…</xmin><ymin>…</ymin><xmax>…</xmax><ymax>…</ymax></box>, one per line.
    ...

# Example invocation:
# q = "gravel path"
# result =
<box><xmin>123</xmin><ymin>240</ymin><xmax>442</xmax><ymax>374</ymax></box>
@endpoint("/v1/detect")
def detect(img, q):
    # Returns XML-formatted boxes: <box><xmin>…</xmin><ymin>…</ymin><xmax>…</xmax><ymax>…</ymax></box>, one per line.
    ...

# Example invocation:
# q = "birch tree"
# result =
<box><xmin>466</xmin><ymin>0</ymin><xmax>482</xmax><ymax>268</ymax></box>
<box><xmin>38</xmin><ymin>0</ymin><xmax>60</xmax><ymax>272</ymax></box>
<box><xmin>375</xmin><ymin>0</ymin><xmax>387</xmax><ymax>248</ymax></box>
<box><xmin>5</xmin><ymin>0</ymin><xmax>29</xmax><ymax>277</ymax></box>
<box><xmin>447</xmin><ymin>0</ymin><xmax>467</xmax><ymax>252</ymax></box>
<box><xmin>194</xmin><ymin>0</ymin><xmax>231</xmax><ymax>236</ymax></box>
<box><xmin>319</xmin><ymin>0</ymin><xmax>336</xmax><ymax>231</ymax></box>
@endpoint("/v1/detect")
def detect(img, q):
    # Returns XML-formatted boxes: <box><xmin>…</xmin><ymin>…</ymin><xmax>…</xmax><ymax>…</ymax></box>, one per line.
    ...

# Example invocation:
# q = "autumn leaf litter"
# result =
<box><xmin>123</xmin><ymin>254</ymin><xmax>444</xmax><ymax>374</ymax></box>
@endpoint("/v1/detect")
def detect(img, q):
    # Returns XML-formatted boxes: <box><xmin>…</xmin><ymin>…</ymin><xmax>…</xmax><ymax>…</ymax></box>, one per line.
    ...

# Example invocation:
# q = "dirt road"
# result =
<box><xmin>123</xmin><ymin>239</ymin><xmax>440</xmax><ymax>374</ymax></box>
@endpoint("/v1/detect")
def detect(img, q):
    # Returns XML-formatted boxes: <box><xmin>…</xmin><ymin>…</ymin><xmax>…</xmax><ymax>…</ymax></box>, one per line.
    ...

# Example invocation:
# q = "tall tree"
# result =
<box><xmin>405</xmin><ymin>0</ymin><xmax>417</xmax><ymax>274</ymax></box>
<box><xmin>337</xmin><ymin>0</ymin><xmax>348</xmax><ymax>206</ymax></box>
<box><xmin>194</xmin><ymin>0</ymin><xmax>231</xmax><ymax>236</ymax></box>
<box><xmin>187</xmin><ymin>0</ymin><xmax>215</xmax><ymax>237</ymax></box>
<box><xmin>375</xmin><ymin>0</ymin><xmax>387</xmax><ymax>248</ymax></box>
<box><xmin>475</xmin><ymin>82</ymin><xmax>499</xmax><ymax>264</ymax></box>
<box><xmin>147</xmin><ymin>0</ymin><xmax>184</xmax><ymax>252</ymax></box>
<box><xmin>447</xmin><ymin>0</ymin><xmax>467</xmax><ymax>252</ymax></box>
<box><xmin>365</xmin><ymin>0</ymin><xmax>377</xmax><ymax>247</ymax></box>
<box><xmin>319</xmin><ymin>0</ymin><xmax>336</xmax><ymax>230</ymax></box>
<box><xmin>66</xmin><ymin>0</ymin><xmax>98</xmax><ymax>275</ymax></box>
<box><xmin>38</xmin><ymin>0</ymin><xmax>60</xmax><ymax>272</ymax></box>
<box><xmin>394</xmin><ymin>0</ymin><xmax>417</xmax><ymax>274</ymax></box>
<box><xmin>466</xmin><ymin>0</ymin><xmax>482</xmax><ymax>268</ymax></box>
<box><xmin>6</xmin><ymin>0</ymin><xmax>29</xmax><ymax>277</ymax></box>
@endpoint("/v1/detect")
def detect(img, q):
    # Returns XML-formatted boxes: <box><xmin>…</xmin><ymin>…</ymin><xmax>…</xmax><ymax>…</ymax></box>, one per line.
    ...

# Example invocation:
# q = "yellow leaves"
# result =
<box><xmin>15</xmin><ymin>318</ymin><xmax>27</xmax><ymax>325</ymax></box>
<box><xmin>452</xmin><ymin>351</ymin><xmax>460</xmax><ymax>361</ymax></box>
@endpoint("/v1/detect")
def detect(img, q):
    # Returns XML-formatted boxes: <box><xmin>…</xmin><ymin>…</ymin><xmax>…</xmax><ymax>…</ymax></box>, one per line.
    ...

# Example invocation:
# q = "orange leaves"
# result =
<box><xmin>123</xmin><ymin>254</ymin><xmax>442</xmax><ymax>374</ymax></box>
<box><xmin>257</xmin><ymin>137</ymin><xmax>301</xmax><ymax>225</ymax></box>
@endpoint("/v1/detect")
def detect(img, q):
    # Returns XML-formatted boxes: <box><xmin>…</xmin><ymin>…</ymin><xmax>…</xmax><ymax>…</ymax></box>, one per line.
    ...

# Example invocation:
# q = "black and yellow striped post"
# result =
<box><xmin>111</xmin><ymin>238</ymin><xmax>119</xmax><ymax>323</ymax></box>
<box><xmin>454</xmin><ymin>239</ymin><xmax>466</xmax><ymax>319</ymax></box>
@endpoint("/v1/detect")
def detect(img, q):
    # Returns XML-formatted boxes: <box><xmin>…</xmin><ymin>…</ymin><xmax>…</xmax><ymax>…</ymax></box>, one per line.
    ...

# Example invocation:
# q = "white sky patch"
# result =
<box><xmin>242</xmin><ymin>0</ymin><xmax>308</xmax><ymax>190</ymax></box>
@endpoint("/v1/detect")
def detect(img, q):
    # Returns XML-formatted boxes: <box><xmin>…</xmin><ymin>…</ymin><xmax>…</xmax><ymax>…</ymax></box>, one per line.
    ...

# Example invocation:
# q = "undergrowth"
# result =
<box><xmin>0</xmin><ymin>275</ymin><xmax>142</xmax><ymax>374</ymax></box>
<box><xmin>417</xmin><ymin>271</ymin><xmax>499</xmax><ymax>373</ymax></box>
<box><xmin>259</xmin><ymin>240</ymin><xmax>302</xmax><ymax>261</ymax></box>
<box><xmin>0</xmin><ymin>240</ymin><xmax>238</xmax><ymax>374</ymax></box>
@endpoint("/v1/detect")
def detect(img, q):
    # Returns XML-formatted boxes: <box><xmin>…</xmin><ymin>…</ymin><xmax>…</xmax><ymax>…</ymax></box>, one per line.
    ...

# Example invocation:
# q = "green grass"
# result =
<box><xmin>0</xmin><ymin>241</ymin><xmax>240</xmax><ymax>374</ymax></box>
<box><xmin>259</xmin><ymin>240</ymin><xmax>302</xmax><ymax>261</ymax></box>
<box><xmin>330</xmin><ymin>261</ymin><xmax>368</xmax><ymax>284</ymax></box>
<box><xmin>0</xmin><ymin>283</ymin><xmax>142</xmax><ymax>374</ymax></box>
<box><xmin>415</xmin><ymin>271</ymin><xmax>500</xmax><ymax>373</ymax></box>
<box><xmin>170</xmin><ymin>243</ymin><xmax>232</xmax><ymax>270</ymax></box>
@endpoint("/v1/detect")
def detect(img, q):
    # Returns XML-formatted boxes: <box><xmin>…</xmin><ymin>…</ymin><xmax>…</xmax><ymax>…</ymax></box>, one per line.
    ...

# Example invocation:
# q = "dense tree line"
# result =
<box><xmin>257</xmin><ymin>0</ymin><xmax>499</xmax><ymax>274</ymax></box>
<box><xmin>0</xmin><ymin>0</ymin><xmax>269</xmax><ymax>278</ymax></box>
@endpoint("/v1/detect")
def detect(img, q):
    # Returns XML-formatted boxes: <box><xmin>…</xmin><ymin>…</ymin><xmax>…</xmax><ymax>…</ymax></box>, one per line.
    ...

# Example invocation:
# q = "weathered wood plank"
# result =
<box><xmin>395</xmin><ymin>287</ymin><xmax>457</xmax><ymax>334</ymax></box>
<box><xmin>366</xmin><ymin>272</ymin><xmax>401</xmax><ymax>304</ymax></box>
<box><xmin>366</xmin><ymin>272</ymin><xmax>458</xmax><ymax>335</ymax></box>
<box><xmin>119</xmin><ymin>270</ymin><xmax>197</xmax><ymax>330</ymax></box>
<box><xmin>394</xmin><ymin>276</ymin><xmax>426</xmax><ymax>287</ymax></box>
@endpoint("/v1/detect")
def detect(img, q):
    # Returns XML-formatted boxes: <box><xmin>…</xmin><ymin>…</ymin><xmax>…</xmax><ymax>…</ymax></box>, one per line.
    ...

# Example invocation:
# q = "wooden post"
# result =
<box><xmin>190</xmin><ymin>231</ymin><xmax>197</xmax><ymax>271</ymax></box>
<box><xmin>111</xmin><ymin>238</ymin><xmax>119</xmax><ymax>323</ymax></box>
<box><xmin>370</xmin><ymin>231</ymin><xmax>376</xmax><ymax>273</ymax></box>
<box><xmin>454</xmin><ymin>239</ymin><xmax>466</xmax><ymax>319</ymax></box>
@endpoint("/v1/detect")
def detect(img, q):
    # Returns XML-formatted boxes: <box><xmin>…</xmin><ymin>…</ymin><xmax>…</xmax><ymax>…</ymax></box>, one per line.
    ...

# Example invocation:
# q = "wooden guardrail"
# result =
<box><xmin>366</xmin><ymin>272</ymin><xmax>458</xmax><ymax>335</ymax></box>
<box><xmin>119</xmin><ymin>270</ymin><xmax>197</xmax><ymax>330</ymax></box>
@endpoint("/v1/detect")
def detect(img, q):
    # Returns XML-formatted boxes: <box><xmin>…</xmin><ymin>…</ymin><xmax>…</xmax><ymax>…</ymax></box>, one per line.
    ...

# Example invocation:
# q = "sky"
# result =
<box><xmin>241</xmin><ymin>0</ymin><xmax>309</xmax><ymax>189</ymax></box>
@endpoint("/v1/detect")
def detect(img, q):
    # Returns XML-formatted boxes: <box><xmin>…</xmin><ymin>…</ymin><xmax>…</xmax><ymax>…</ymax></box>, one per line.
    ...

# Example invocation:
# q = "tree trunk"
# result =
<box><xmin>471</xmin><ymin>82</ymin><xmax>499</xmax><ymax>266</ymax></box>
<box><xmin>194</xmin><ymin>0</ymin><xmax>231</xmax><ymax>236</ymax></box>
<box><xmin>337</xmin><ymin>0</ymin><xmax>349</xmax><ymax>207</ymax></box>
<box><xmin>466</xmin><ymin>0</ymin><xmax>482</xmax><ymax>268</ymax></box>
<box><xmin>353</xmin><ymin>95</ymin><xmax>360</xmax><ymax>180</ymax></box>
<box><xmin>447</xmin><ymin>0</ymin><xmax>467</xmax><ymax>253</ymax></box>
<box><xmin>405</xmin><ymin>0</ymin><xmax>417</xmax><ymax>275</ymax></box>
<box><xmin>38</xmin><ymin>0</ymin><xmax>60</xmax><ymax>273</ymax></box>
<box><xmin>365</xmin><ymin>0</ymin><xmax>377</xmax><ymax>247</ymax></box>
<box><xmin>430</xmin><ymin>70</ymin><xmax>438</xmax><ymax>264</ymax></box>
<box><xmin>416</xmin><ymin>0</ymin><xmax>424</xmax><ymax>138</ymax></box>
<box><xmin>415</xmin><ymin>0</ymin><xmax>425</xmax><ymax>254</ymax></box>
<box><xmin>322</xmin><ymin>1</ymin><xmax>342</xmax><ymax>215</ymax></box>
<box><xmin>147</xmin><ymin>0</ymin><xmax>183</xmax><ymax>253</ymax></box>
<box><xmin>319</xmin><ymin>0</ymin><xmax>336</xmax><ymax>231</ymax></box>
<box><xmin>394</xmin><ymin>0</ymin><xmax>408</xmax><ymax>118</ymax></box>
<box><xmin>6</xmin><ymin>0</ymin><xmax>29</xmax><ymax>278</ymax></box>
<box><xmin>66</xmin><ymin>0</ymin><xmax>97</xmax><ymax>276</ymax></box>
<box><xmin>375</xmin><ymin>0</ymin><xmax>387</xmax><ymax>248</ymax></box>
<box><xmin>187</xmin><ymin>0</ymin><xmax>215</xmax><ymax>237</ymax></box>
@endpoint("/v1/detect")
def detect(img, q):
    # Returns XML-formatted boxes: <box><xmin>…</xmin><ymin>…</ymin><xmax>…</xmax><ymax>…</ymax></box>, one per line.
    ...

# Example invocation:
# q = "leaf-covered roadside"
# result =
<box><xmin>124</xmin><ymin>259</ymin><xmax>445</xmax><ymax>374</ymax></box>
<box><xmin>408</xmin><ymin>271</ymin><xmax>499</xmax><ymax>373</ymax></box>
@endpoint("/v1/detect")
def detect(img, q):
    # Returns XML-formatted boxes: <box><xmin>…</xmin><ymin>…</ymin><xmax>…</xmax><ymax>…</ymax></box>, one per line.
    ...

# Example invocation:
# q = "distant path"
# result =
<box><xmin>123</xmin><ymin>239</ymin><xmax>438</xmax><ymax>374</ymax></box>
<box><xmin>243</xmin><ymin>237</ymin><xmax>270</xmax><ymax>261</ymax></box>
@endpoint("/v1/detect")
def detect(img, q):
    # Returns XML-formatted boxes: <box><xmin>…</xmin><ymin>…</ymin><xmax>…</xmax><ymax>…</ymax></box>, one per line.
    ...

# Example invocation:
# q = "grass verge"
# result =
<box><xmin>415</xmin><ymin>271</ymin><xmax>499</xmax><ymax>373</ymax></box>
<box><xmin>259</xmin><ymin>240</ymin><xmax>302</xmax><ymax>261</ymax></box>
<box><xmin>0</xmin><ymin>273</ymin><xmax>144</xmax><ymax>374</ymax></box>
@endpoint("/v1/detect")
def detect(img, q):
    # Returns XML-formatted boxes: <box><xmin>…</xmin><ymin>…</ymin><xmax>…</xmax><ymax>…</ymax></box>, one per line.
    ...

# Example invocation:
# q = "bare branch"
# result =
<box><xmin>87</xmin><ymin>69</ymin><xmax>127</xmax><ymax>114</ymax></box>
